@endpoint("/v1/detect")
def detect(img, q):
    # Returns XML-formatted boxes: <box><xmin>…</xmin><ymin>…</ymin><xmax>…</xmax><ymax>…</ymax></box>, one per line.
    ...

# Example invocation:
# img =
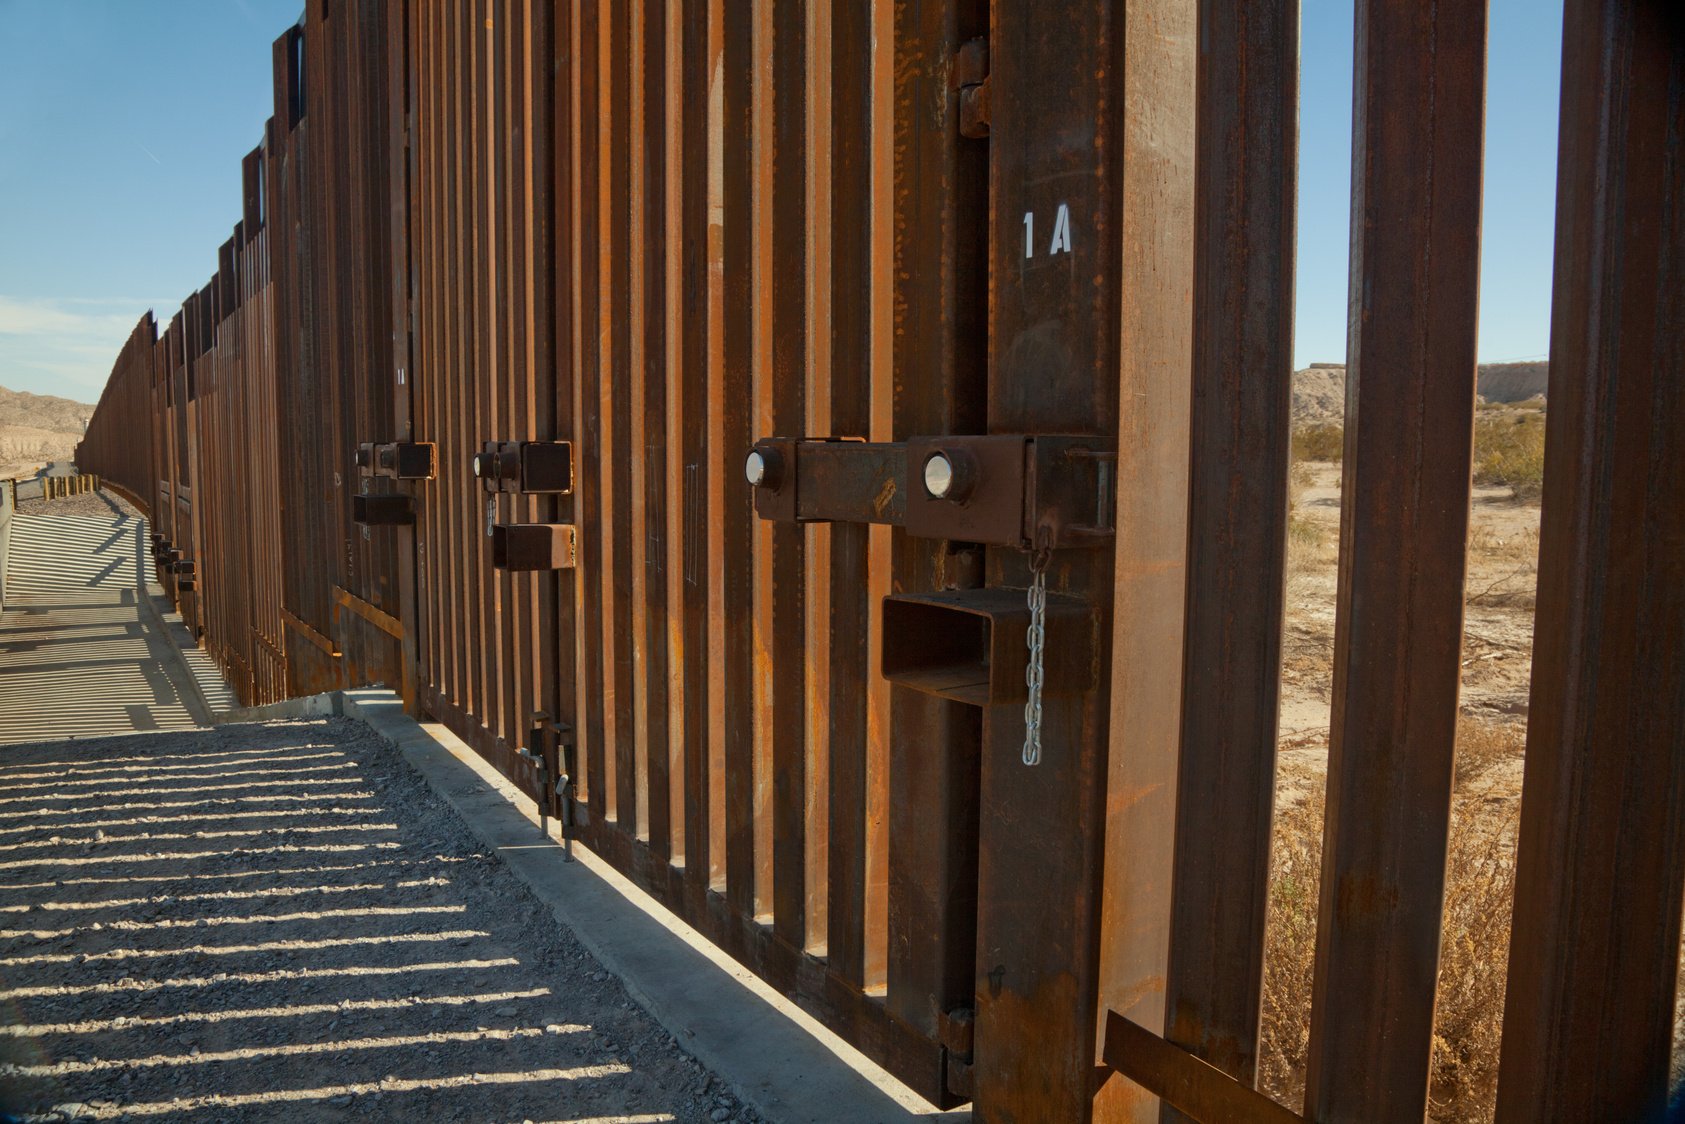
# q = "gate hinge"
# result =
<box><xmin>953</xmin><ymin>38</ymin><xmax>990</xmax><ymax>139</ymax></box>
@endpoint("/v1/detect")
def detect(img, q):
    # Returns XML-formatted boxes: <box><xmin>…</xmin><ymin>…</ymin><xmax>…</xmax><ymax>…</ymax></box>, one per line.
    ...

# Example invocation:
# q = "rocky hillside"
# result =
<box><xmin>1293</xmin><ymin>361</ymin><xmax>1547</xmax><ymax>423</ymax></box>
<box><xmin>0</xmin><ymin>385</ymin><xmax>93</xmax><ymax>477</ymax></box>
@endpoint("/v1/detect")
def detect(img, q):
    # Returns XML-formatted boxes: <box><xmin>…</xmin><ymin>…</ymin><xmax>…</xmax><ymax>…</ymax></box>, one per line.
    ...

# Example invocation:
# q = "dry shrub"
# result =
<box><xmin>1283</xmin><ymin>462</ymin><xmax>1327</xmax><ymax>610</ymax></box>
<box><xmin>1675</xmin><ymin>937</ymin><xmax>1685</xmax><ymax>1095</ymax></box>
<box><xmin>1428</xmin><ymin>801</ymin><xmax>1519</xmax><ymax>1121</ymax></box>
<box><xmin>1259</xmin><ymin>787</ymin><xmax>1324</xmax><ymax>1113</ymax></box>
<box><xmin>1473</xmin><ymin>413</ymin><xmax>1547</xmax><ymax>500</ymax></box>
<box><xmin>1466</xmin><ymin>524</ymin><xmax>1540</xmax><ymax>564</ymax></box>
<box><xmin>1464</xmin><ymin>527</ymin><xmax>1542</xmax><ymax>611</ymax></box>
<box><xmin>1260</xmin><ymin>719</ymin><xmax>1526</xmax><ymax>1121</ymax></box>
<box><xmin>1453</xmin><ymin>717</ymin><xmax>1525</xmax><ymax>789</ymax></box>
<box><xmin>1293</xmin><ymin>422</ymin><xmax>1346</xmax><ymax>464</ymax></box>
<box><xmin>1288</xmin><ymin>460</ymin><xmax>1316</xmax><ymax>507</ymax></box>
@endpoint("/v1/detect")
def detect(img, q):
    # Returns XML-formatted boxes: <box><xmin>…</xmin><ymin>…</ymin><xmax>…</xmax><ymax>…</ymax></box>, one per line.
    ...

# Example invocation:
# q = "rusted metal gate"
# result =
<box><xmin>76</xmin><ymin>1</ymin><xmax>1685</xmax><ymax>1121</ymax></box>
<box><xmin>395</xmin><ymin>0</ymin><xmax>1021</xmax><ymax>1102</ymax></box>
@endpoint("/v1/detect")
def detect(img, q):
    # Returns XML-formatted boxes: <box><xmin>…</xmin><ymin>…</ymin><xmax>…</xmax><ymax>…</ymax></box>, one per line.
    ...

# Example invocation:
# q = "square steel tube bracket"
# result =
<box><xmin>474</xmin><ymin>441</ymin><xmax>574</xmax><ymax>495</ymax></box>
<box><xmin>492</xmin><ymin>523</ymin><xmax>579</xmax><ymax>571</ymax></box>
<box><xmin>906</xmin><ymin>434</ymin><xmax>1117</xmax><ymax>550</ymax></box>
<box><xmin>749</xmin><ymin>434</ymin><xmax>1115</xmax><ymax>551</ymax></box>
<box><xmin>353</xmin><ymin>493</ymin><xmax>415</xmax><ymax>526</ymax></box>
<box><xmin>748</xmin><ymin>437</ymin><xmax>904</xmax><ymax>525</ymax></box>
<box><xmin>881</xmin><ymin>588</ymin><xmax>1094</xmax><ymax>705</ymax></box>
<box><xmin>374</xmin><ymin>442</ymin><xmax>437</xmax><ymax>480</ymax></box>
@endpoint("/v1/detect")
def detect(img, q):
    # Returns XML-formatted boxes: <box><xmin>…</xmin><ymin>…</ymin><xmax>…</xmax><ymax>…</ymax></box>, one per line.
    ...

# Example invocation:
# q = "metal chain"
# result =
<box><xmin>1022</xmin><ymin>546</ymin><xmax>1051</xmax><ymax>766</ymax></box>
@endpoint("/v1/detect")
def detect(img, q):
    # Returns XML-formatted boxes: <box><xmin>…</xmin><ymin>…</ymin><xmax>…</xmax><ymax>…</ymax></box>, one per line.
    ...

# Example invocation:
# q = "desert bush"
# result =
<box><xmin>1284</xmin><ymin>461</ymin><xmax>1328</xmax><ymax>610</ymax></box>
<box><xmin>1260</xmin><ymin>719</ymin><xmax>1527</xmax><ymax>1121</ymax></box>
<box><xmin>1453</xmin><ymin>717</ymin><xmax>1525</xmax><ymax>789</ymax></box>
<box><xmin>1259</xmin><ymin>786</ymin><xmax>1323</xmax><ymax>1113</ymax></box>
<box><xmin>1292</xmin><ymin>423</ymin><xmax>1346</xmax><ymax>463</ymax></box>
<box><xmin>1473</xmin><ymin>413</ymin><xmax>1547</xmax><ymax>499</ymax></box>
<box><xmin>1290</xmin><ymin>413</ymin><xmax>1546</xmax><ymax>500</ymax></box>
<box><xmin>1426</xmin><ymin>801</ymin><xmax>1518</xmax><ymax>1121</ymax></box>
<box><xmin>1286</xmin><ymin>463</ymin><xmax>1322</xmax><ymax>547</ymax></box>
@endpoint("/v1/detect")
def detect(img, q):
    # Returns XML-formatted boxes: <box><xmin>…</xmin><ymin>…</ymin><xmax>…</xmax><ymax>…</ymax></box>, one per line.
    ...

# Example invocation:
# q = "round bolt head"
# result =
<box><xmin>923</xmin><ymin>452</ymin><xmax>956</xmax><ymax>499</ymax></box>
<box><xmin>472</xmin><ymin>454</ymin><xmax>484</xmax><ymax>478</ymax></box>
<box><xmin>745</xmin><ymin>449</ymin><xmax>767</xmax><ymax>487</ymax></box>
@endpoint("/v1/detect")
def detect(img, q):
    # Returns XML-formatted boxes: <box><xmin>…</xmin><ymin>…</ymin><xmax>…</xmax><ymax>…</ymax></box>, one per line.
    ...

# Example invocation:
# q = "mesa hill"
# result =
<box><xmin>1293</xmin><ymin>361</ymin><xmax>1548</xmax><ymax>423</ymax></box>
<box><xmin>0</xmin><ymin>384</ymin><xmax>93</xmax><ymax>478</ymax></box>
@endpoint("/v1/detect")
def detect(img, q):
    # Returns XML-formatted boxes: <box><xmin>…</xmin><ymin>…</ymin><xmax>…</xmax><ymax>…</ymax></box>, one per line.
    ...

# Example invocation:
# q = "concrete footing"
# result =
<box><xmin>326</xmin><ymin>687</ymin><xmax>965</xmax><ymax>1124</ymax></box>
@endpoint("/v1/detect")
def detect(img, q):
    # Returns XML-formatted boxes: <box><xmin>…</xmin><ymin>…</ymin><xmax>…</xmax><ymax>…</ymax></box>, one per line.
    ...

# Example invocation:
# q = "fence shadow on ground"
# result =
<box><xmin>0</xmin><ymin>722</ymin><xmax>706</xmax><ymax>1123</ymax></box>
<box><xmin>0</xmin><ymin>512</ymin><xmax>202</xmax><ymax>745</ymax></box>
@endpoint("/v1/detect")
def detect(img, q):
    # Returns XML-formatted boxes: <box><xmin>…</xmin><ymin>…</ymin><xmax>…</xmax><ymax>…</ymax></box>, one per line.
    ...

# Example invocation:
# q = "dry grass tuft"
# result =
<box><xmin>1284</xmin><ymin>462</ymin><xmax>1327</xmax><ymax>605</ymax></box>
<box><xmin>1465</xmin><ymin>524</ymin><xmax>1540</xmax><ymax>563</ymax></box>
<box><xmin>1260</xmin><ymin>718</ymin><xmax>1527</xmax><ymax>1121</ymax></box>
<box><xmin>1259</xmin><ymin>785</ymin><xmax>1324</xmax><ymax>1113</ymax></box>
<box><xmin>1453</xmin><ymin>717</ymin><xmax>1525</xmax><ymax>790</ymax></box>
<box><xmin>1427</xmin><ymin>802</ymin><xmax>1518</xmax><ymax>1121</ymax></box>
<box><xmin>1464</xmin><ymin>528</ymin><xmax>1541</xmax><ymax>611</ymax></box>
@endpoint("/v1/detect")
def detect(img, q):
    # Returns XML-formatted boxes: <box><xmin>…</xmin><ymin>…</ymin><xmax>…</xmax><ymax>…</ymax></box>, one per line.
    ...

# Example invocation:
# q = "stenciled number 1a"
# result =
<box><xmin>1022</xmin><ymin>203</ymin><xmax>1073</xmax><ymax>259</ymax></box>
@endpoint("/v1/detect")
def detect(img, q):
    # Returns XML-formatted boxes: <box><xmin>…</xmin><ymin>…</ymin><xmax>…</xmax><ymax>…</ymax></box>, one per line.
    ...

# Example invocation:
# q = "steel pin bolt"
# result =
<box><xmin>744</xmin><ymin>449</ymin><xmax>767</xmax><ymax>487</ymax></box>
<box><xmin>923</xmin><ymin>452</ymin><xmax>956</xmax><ymax>499</ymax></box>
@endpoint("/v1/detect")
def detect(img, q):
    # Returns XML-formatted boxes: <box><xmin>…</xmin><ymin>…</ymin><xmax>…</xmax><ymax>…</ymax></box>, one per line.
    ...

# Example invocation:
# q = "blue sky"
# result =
<box><xmin>0</xmin><ymin>0</ymin><xmax>302</xmax><ymax>400</ymax></box>
<box><xmin>0</xmin><ymin>1</ymin><xmax>1563</xmax><ymax>403</ymax></box>
<box><xmin>1296</xmin><ymin>0</ymin><xmax>1564</xmax><ymax>366</ymax></box>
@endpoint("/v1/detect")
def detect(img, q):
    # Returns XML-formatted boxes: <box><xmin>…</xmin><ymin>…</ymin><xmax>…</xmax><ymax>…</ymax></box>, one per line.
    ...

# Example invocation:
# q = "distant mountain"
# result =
<box><xmin>0</xmin><ymin>384</ymin><xmax>93</xmax><ymax>476</ymax></box>
<box><xmin>1293</xmin><ymin>362</ymin><xmax>1547</xmax><ymax>423</ymax></box>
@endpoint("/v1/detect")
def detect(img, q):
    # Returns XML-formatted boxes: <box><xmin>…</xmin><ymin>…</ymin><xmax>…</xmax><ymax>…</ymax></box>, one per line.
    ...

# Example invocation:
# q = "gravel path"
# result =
<box><xmin>13</xmin><ymin>490</ymin><xmax>135</xmax><ymax>521</ymax></box>
<box><xmin>0</xmin><ymin>718</ymin><xmax>738</xmax><ymax>1124</ymax></box>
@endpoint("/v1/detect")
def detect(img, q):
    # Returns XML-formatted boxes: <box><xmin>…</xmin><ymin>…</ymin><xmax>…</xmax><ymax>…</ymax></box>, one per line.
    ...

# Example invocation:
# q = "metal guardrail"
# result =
<box><xmin>39</xmin><ymin>474</ymin><xmax>101</xmax><ymax>501</ymax></box>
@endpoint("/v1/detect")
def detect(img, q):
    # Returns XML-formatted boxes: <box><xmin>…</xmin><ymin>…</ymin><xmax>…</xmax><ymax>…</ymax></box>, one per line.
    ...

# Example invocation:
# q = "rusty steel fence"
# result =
<box><xmin>76</xmin><ymin>2</ymin><xmax>1683</xmax><ymax>1121</ymax></box>
<box><xmin>76</xmin><ymin>314</ymin><xmax>155</xmax><ymax>513</ymax></box>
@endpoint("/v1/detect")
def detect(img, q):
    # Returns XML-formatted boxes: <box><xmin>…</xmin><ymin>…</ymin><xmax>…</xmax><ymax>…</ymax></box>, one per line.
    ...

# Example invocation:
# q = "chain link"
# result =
<box><xmin>1022</xmin><ymin>547</ymin><xmax>1051</xmax><ymax>766</ymax></box>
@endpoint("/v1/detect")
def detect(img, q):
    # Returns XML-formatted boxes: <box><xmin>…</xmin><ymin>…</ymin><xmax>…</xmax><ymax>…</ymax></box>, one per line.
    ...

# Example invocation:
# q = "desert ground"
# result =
<box><xmin>1260</xmin><ymin>376</ymin><xmax>1559</xmax><ymax>1121</ymax></box>
<box><xmin>0</xmin><ymin>385</ymin><xmax>91</xmax><ymax>483</ymax></box>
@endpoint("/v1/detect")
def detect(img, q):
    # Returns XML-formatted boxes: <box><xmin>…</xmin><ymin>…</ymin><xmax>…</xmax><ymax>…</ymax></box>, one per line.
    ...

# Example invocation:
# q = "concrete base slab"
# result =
<box><xmin>216</xmin><ymin>690</ymin><xmax>343</xmax><ymax>724</ymax></box>
<box><xmin>338</xmin><ymin>688</ymin><xmax>971</xmax><ymax>1124</ymax></box>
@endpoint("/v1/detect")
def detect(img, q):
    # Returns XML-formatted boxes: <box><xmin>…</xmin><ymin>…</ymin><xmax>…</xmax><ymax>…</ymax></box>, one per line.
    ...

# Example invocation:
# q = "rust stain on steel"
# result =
<box><xmin>1091</xmin><ymin>0</ymin><xmax>1196</xmax><ymax>1117</ymax></box>
<box><xmin>282</xmin><ymin>609</ymin><xmax>341</xmax><ymax>659</ymax></box>
<box><xmin>972</xmin><ymin>0</ymin><xmax>1123</xmax><ymax>1119</ymax></box>
<box><xmin>77</xmin><ymin>315</ymin><xmax>157</xmax><ymax>524</ymax></box>
<box><xmin>1496</xmin><ymin>4</ymin><xmax>1685</xmax><ymax>1121</ymax></box>
<box><xmin>332</xmin><ymin>585</ymin><xmax>406</xmax><ymax>640</ymax></box>
<box><xmin>1157</xmin><ymin>2</ymin><xmax>1298</xmax><ymax>1115</ymax></box>
<box><xmin>1303</xmin><ymin>0</ymin><xmax>1487</xmax><ymax>1120</ymax></box>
